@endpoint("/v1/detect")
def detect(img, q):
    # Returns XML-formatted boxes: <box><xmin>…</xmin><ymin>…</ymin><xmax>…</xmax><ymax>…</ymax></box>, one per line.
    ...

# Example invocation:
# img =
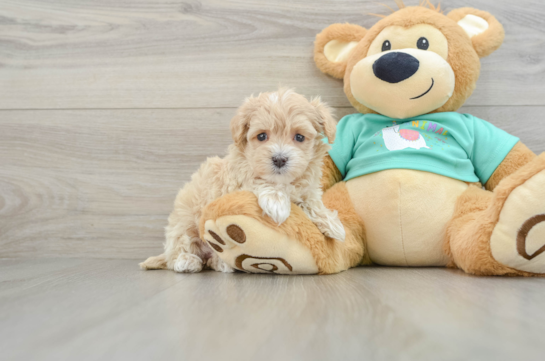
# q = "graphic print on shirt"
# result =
<box><xmin>382</xmin><ymin>125</ymin><xmax>430</xmax><ymax>151</ymax></box>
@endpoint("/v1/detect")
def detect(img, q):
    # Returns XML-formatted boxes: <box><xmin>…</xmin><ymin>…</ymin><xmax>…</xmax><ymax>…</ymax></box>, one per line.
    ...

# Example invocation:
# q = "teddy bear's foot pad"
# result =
<box><xmin>203</xmin><ymin>215</ymin><xmax>318</xmax><ymax>274</ymax></box>
<box><xmin>491</xmin><ymin>169</ymin><xmax>545</xmax><ymax>273</ymax></box>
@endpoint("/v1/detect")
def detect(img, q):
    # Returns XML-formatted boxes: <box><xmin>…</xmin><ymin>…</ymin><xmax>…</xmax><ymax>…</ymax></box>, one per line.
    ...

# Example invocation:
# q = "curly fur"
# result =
<box><xmin>140</xmin><ymin>89</ymin><xmax>343</xmax><ymax>273</ymax></box>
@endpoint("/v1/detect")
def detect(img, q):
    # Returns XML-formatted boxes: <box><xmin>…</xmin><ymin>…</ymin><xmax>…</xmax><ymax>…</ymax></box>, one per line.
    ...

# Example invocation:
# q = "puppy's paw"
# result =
<box><xmin>139</xmin><ymin>254</ymin><xmax>167</xmax><ymax>270</ymax></box>
<box><xmin>258</xmin><ymin>193</ymin><xmax>291</xmax><ymax>225</ymax></box>
<box><xmin>207</xmin><ymin>255</ymin><xmax>235</xmax><ymax>273</ymax></box>
<box><xmin>321</xmin><ymin>221</ymin><xmax>346</xmax><ymax>242</ymax></box>
<box><xmin>173</xmin><ymin>253</ymin><xmax>204</xmax><ymax>273</ymax></box>
<box><xmin>318</xmin><ymin>210</ymin><xmax>346</xmax><ymax>242</ymax></box>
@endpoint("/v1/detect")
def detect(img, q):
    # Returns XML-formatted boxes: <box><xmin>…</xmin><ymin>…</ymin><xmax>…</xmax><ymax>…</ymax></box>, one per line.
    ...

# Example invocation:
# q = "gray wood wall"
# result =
<box><xmin>1</xmin><ymin>0</ymin><xmax>544</xmax><ymax>259</ymax></box>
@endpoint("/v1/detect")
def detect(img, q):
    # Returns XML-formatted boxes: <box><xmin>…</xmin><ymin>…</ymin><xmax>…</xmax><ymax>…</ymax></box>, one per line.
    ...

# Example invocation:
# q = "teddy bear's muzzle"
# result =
<box><xmin>373</xmin><ymin>51</ymin><xmax>420</xmax><ymax>84</ymax></box>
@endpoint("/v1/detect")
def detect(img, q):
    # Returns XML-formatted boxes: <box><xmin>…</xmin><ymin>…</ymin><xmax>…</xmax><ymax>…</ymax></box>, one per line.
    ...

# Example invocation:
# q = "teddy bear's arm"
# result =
<box><xmin>484</xmin><ymin>142</ymin><xmax>537</xmax><ymax>191</ymax></box>
<box><xmin>320</xmin><ymin>155</ymin><xmax>343</xmax><ymax>192</ymax></box>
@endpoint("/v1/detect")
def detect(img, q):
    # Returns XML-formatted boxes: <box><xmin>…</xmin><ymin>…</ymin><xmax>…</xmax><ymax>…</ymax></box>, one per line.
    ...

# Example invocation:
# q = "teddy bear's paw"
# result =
<box><xmin>490</xmin><ymin>169</ymin><xmax>545</xmax><ymax>274</ymax></box>
<box><xmin>202</xmin><ymin>215</ymin><xmax>318</xmax><ymax>274</ymax></box>
<box><xmin>173</xmin><ymin>253</ymin><xmax>204</xmax><ymax>273</ymax></box>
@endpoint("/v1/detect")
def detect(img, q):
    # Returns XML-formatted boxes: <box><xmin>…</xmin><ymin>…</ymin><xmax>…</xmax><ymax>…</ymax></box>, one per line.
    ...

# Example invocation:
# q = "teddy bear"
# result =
<box><xmin>197</xmin><ymin>1</ymin><xmax>545</xmax><ymax>276</ymax></box>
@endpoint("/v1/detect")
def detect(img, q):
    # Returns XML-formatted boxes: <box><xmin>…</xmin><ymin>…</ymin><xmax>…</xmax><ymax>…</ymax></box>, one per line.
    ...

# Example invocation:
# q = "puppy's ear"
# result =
<box><xmin>231</xmin><ymin>96</ymin><xmax>257</xmax><ymax>148</ymax></box>
<box><xmin>314</xmin><ymin>23</ymin><xmax>367</xmax><ymax>79</ymax></box>
<box><xmin>310</xmin><ymin>97</ymin><xmax>337</xmax><ymax>144</ymax></box>
<box><xmin>447</xmin><ymin>8</ymin><xmax>505</xmax><ymax>58</ymax></box>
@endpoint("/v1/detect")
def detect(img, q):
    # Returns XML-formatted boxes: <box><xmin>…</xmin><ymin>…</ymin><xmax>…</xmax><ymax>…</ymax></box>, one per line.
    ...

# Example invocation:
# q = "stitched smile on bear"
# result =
<box><xmin>349</xmin><ymin>24</ymin><xmax>455</xmax><ymax>119</ymax></box>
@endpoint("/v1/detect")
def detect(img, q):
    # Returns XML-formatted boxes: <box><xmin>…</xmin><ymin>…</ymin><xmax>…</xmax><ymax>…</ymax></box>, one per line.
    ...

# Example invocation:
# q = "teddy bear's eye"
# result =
<box><xmin>381</xmin><ymin>40</ymin><xmax>391</xmax><ymax>52</ymax></box>
<box><xmin>417</xmin><ymin>37</ymin><xmax>429</xmax><ymax>50</ymax></box>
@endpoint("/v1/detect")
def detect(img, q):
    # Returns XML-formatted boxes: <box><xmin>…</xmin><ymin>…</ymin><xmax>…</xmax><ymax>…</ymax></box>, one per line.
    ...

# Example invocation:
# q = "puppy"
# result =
<box><xmin>140</xmin><ymin>88</ymin><xmax>345</xmax><ymax>273</ymax></box>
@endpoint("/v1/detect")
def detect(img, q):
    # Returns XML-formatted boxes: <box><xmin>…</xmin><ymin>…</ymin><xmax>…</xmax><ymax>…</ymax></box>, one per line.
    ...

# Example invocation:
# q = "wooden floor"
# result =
<box><xmin>2</xmin><ymin>1</ymin><xmax>545</xmax><ymax>360</ymax></box>
<box><xmin>1</xmin><ymin>259</ymin><xmax>545</xmax><ymax>361</ymax></box>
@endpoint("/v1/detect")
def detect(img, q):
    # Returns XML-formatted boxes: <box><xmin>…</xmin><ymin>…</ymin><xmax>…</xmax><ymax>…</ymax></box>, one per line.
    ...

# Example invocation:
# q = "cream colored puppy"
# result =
<box><xmin>140</xmin><ymin>89</ymin><xmax>345</xmax><ymax>273</ymax></box>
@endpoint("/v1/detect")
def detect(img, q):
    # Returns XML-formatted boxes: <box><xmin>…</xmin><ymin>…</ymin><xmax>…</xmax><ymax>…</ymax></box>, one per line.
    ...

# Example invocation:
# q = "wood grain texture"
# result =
<box><xmin>1</xmin><ymin>0</ymin><xmax>545</xmax><ymax>109</ymax></box>
<box><xmin>1</xmin><ymin>259</ymin><xmax>545</xmax><ymax>361</ymax></box>
<box><xmin>0</xmin><ymin>108</ymin><xmax>231</xmax><ymax>258</ymax></box>
<box><xmin>1</xmin><ymin>106</ymin><xmax>544</xmax><ymax>259</ymax></box>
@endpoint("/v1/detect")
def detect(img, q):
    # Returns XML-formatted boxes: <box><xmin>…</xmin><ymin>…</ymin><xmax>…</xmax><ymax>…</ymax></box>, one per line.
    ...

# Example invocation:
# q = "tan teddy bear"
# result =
<box><xmin>198</xmin><ymin>1</ymin><xmax>545</xmax><ymax>276</ymax></box>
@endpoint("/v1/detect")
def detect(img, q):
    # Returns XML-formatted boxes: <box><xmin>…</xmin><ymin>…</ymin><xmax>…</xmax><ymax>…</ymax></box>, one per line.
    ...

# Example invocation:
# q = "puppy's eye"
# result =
<box><xmin>294</xmin><ymin>134</ymin><xmax>305</xmax><ymax>142</ymax></box>
<box><xmin>381</xmin><ymin>40</ymin><xmax>391</xmax><ymax>52</ymax></box>
<box><xmin>417</xmin><ymin>37</ymin><xmax>429</xmax><ymax>50</ymax></box>
<box><xmin>257</xmin><ymin>133</ymin><xmax>268</xmax><ymax>141</ymax></box>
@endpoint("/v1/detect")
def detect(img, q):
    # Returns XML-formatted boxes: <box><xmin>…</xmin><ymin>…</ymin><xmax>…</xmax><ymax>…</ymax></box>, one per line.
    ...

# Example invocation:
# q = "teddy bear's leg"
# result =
<box><xmin>446</xmin><ymin>154</ymin><xmax>545</xmax><ymax>276</ymax></box>
<box><xmin>199</xmin><ymin>182</ymin><xmax>367</xmax><ymax>275</ymax></box>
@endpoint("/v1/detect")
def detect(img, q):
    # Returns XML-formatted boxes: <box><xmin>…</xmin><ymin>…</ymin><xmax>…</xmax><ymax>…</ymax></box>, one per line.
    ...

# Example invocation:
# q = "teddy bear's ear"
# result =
<box><xmin>447</xmin><ymin>8</ymin><xmax>505</xmax><ymax>58</ymax></box>
<box><xmin>314</xmin><ymin>23</ymin><xmax>367</xmax><ymax>79</ymax></box>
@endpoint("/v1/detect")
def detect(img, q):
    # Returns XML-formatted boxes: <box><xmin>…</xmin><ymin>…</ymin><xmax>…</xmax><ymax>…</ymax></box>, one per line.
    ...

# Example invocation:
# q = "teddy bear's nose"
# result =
<box><xmin>373</xmin><ymin>52</ymin><xmax>420</xmax><ymax>83</ymax></box>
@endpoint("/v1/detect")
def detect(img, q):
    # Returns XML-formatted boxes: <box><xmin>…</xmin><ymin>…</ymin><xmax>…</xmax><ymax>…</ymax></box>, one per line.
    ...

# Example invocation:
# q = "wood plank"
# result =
<box><xmin>1</xmin><ymin>0</ymin><xmax>544</xmax><ymax>109</ymax></box>
<box><xmin>2</xmin><ymin>259</ymin><xmax>545</xmax><ymax>360</ymax></box>
<box><xmin>0</xmin><ymin>108</ymin><xmax>236</xmax><ymax>258</ymax></box>
<box><xmin>1</xmin><ymin>106</ymin><xmax>544</xmax><ymax>259</ymax></box>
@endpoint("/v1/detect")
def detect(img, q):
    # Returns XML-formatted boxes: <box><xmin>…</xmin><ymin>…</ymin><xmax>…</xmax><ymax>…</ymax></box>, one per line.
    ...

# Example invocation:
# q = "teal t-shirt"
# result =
<box><xmin>328</xmin><ymin>112</ymin><xmax>519</xmax><ymax>184</ymax></box>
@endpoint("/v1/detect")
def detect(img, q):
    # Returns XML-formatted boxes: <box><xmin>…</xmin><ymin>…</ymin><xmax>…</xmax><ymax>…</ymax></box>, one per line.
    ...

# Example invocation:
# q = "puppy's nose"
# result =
<box><xmin>272</xmin><ymin>156</ymin><xmax>288</xmax><ymax>168</ymax></box>
<box><xmin>373</xmin><ymin>52</ymin><xmax>419</xmax><ymax>83</ymax></box>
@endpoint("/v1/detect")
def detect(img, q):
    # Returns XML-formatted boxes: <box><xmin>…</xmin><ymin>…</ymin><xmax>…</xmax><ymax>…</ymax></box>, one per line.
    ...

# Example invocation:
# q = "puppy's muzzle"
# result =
<box><xmin>272</xmin><ymin>156</ymin><xmax>288</xmax><ymax>169</ymax></box>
